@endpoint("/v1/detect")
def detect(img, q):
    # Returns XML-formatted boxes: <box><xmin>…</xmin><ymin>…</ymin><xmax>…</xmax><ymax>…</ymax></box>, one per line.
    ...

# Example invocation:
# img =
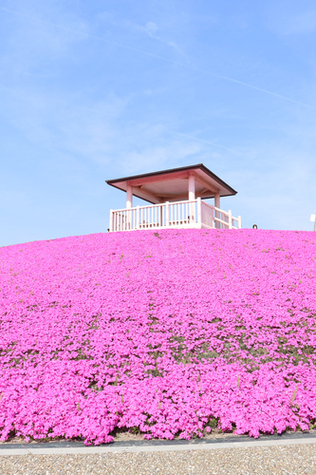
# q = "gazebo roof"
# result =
<box><xmin>106</xmin><ymin>163</ymin><xmax>237</xmax><ymax>204</ymax></box>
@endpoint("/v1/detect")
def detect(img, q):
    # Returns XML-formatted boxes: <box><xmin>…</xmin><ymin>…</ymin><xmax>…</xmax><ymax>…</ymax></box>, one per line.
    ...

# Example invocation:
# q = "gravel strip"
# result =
<box><xmin>0</xmin><ymin>443</ymin><xmax>315</xmax><ymax>474</ymax></box>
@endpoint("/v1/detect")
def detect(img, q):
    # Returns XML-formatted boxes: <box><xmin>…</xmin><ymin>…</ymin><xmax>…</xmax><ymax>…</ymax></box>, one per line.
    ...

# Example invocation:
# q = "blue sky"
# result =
<box><xmin>1</xmin><ymin>0</ymin><xmax>316</xmax><ymax>246</ymax></box>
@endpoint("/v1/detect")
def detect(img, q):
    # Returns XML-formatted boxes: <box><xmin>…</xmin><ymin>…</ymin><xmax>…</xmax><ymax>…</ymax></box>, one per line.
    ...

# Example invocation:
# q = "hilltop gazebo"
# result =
<box><xmin>106</xmin><ymin>163</ymin><xmax>241</xmax><ymax>232</ymax></box>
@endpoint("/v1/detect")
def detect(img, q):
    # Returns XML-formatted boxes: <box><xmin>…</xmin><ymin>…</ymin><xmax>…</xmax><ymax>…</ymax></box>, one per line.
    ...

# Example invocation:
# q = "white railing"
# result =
<box><xmin>109</xmin><ymin>198</ymin><xmax>241</xmax><ymax>232</ymax></box>
<box><xmin>213</xmin><ymin>205</ymin><xmax>241</xmax><ymax>229</ymax></box>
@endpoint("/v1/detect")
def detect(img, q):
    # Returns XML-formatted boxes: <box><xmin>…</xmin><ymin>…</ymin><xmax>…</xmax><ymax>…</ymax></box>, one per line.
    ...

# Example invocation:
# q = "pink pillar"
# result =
<box><xmin>188</xmin><ymin>173</ymin><xmax>196</xmax><ymax>201</ymax></box>
<box><xmin>188</xmin><ymin>173</ymin><xmax>196</xmax><ymax>223</ymax></box>
<box><xmin>126</xmin><ymin>185</ymin><xmax>133</xmax><ymax>209</ymax></box>
<box><xmin>214</xmin><ymin>191</ymin><xmax>220</xmax><ymax>228</ymax></box>
<box><xmin>214</xmin><ymin>191</ymin><xmax>220</xmax><ymax>209</ymax></box>
<box><xmin>126</xmin><ymin>185</ymin><xmax>133</xmax><ymax>230</ymax></box>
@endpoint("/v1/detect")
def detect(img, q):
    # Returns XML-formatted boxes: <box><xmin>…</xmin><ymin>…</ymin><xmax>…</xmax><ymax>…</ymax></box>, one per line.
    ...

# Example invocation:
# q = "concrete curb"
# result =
<box><xmin>1</xmin><ymin>432</ymin><xmax>316</xmax><ymax>456</ymax></box>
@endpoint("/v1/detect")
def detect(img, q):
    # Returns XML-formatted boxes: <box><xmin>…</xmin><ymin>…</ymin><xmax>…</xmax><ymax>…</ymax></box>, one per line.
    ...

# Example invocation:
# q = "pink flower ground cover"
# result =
<box><xmin>1</xmin><ymin>229</ymin><xmax>316</xmax><ymax>445</ymax></box>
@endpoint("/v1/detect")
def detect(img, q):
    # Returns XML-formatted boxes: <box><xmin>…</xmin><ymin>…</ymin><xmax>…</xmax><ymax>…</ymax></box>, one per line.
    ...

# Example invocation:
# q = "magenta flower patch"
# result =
<box><xmin>0</xmin><ymin>229</ymin><xmax>316</xmax><ymax>444</ymax></box>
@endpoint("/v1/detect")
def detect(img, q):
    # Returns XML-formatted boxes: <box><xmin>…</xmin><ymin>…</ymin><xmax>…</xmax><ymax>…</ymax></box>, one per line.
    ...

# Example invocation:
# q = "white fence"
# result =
<box><xmin>109</xmin><ymin>198</ymin><xmax>241</xmax><ymax>232</ymax></box>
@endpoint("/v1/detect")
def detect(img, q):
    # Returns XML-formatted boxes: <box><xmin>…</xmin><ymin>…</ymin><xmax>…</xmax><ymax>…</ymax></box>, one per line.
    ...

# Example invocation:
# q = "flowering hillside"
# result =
<box><xmin>1</xmin><ymin>229</ymin><xmax>316</xmax><ymax>445</ymax></box>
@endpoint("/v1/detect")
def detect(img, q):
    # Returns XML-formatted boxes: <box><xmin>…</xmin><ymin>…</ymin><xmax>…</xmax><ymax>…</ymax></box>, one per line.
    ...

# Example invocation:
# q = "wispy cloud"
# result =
<box><xmin>139</xmin><ymin>20</ymin><xmax>189</xmax><ymax>59</ymax></box>
<box><xmin>267</xmin><ymin>6</ymin><xmax>316</xmax><ymax>35</ymax></box>
<box><xmin>96</xmin><ymin>12</ymin><xmax>190</xmax><ymax>60</ymax></box>
<box><xmin>0</xmin><ymin>4</ymin><xmax>89</xmax><ymax>79</ymax></box>
<box><xmin>3</xmin><ymin>88</ymin><xmax>127</xmax><ymax>162</ymax></box>
<box><xmin>119</xmin><ymin>141</ymin><xmax>202</xmax><ymax>176</ymax></box>
<box><xmin>1</xmin><ymin>6</ymin><xmax>313</xmax><ymax>108</ymax></box>
<box><xmin>1</xmin><ymin>82</ymin><xmax>202</xmax><ymax>177</ymax></box>
<box><xmin>172</xmin><ymin>132</ymin><xmax>247</xmax><ymax>155</ymax></box>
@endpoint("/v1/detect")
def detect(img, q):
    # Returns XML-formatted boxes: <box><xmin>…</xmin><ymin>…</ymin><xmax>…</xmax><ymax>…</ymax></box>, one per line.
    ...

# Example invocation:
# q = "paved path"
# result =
<box><xmin>1</xmin><ymin>433</ymin><xmax>316</xmax><ymax>474</ymax></box>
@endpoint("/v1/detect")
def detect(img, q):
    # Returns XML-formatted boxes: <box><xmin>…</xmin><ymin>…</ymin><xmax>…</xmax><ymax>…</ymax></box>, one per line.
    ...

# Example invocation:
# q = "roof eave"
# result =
<box><xmin>106</xmin><ymin>163</ymin><xmax>238</xmax><ymax>199</ymax></box>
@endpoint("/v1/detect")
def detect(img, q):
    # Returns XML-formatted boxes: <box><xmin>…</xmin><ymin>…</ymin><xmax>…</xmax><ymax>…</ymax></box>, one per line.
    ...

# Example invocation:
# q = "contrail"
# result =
<box><xmin>1</xmin><ymin>6</ymin><xmax>313</xmax><ymax>109</ymax></box>
<box><xmin>205</xmin><ymin>73</ymin><xmax>312</xmax><ymax>108</ymax></box>
<box><xmin>172</xmin><ymin>132</ymin><xmax>243</xmax><ymax>154</ymax></box>
<box><xmin>0</xmin><ymin>7</ymin><xmax>189</xmax><ymax>67</ymax></box>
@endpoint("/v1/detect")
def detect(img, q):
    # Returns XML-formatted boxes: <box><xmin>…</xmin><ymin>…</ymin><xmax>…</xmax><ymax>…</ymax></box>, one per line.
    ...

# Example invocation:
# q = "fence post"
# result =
<box><xmin>197</xmin><ymin>198</ymin><xmax>201</xmax><ymax>227</ymax></box>
<box><xmin>238</xmin><ymin>216</ymin><xmax>242</xmax><ymax>229</ymax></box>
<box><xmin>166</xmin><ymin>201</ymin><xmax>170</xmax><ymax>226</ymax></box>
<box><xmin>159</xmin><ymin>204</ymin><xmax>163</xmax><ymax>227</ymax></box>
<box><xmin>109</xmin><ymin>210</ymin><xmax>113</xmax><ymax>232</ymax></box>
<box><xmin>228</xmin><ymin>210</ymin><xmax>232</xmax><ymax>229</ymax></box>
<box><xmin>214</xmin><ymin>206</ymin><xmax>220</xmax><ymax>229</ymax></box>
<box><xmin>136</xmin><ymin>206</ymin><xmax>140</xmax><ymax>229</ymax></box>
<box><xmin>127</xmin><ymin>209</ymin><xmax>131</xmax><ymax>230</ymax></box>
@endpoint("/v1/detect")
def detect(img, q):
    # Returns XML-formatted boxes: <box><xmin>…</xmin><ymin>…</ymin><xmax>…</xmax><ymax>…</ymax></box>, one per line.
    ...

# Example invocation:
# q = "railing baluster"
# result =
<box><xmin>165</xmin><ymin>202</ymin><xmax>169</xmax><ymax>226</ymax></box>
<box><xmin>197</xmin><ymin>198</ymin><xmax>201</xmax><ymax>227</ymax></box>
<box><xmin>228</xmin><ymin>210</ymin><xmax>232</xmax><ymax>229</ymax></box>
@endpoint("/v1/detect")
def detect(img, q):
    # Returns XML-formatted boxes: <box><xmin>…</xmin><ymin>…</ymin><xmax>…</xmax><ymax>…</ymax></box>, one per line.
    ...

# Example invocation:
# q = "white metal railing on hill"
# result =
<box><xmin>109</xmin><ymin>198</ymin><xmax>241</xmax><ymax>232</ymax></box>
